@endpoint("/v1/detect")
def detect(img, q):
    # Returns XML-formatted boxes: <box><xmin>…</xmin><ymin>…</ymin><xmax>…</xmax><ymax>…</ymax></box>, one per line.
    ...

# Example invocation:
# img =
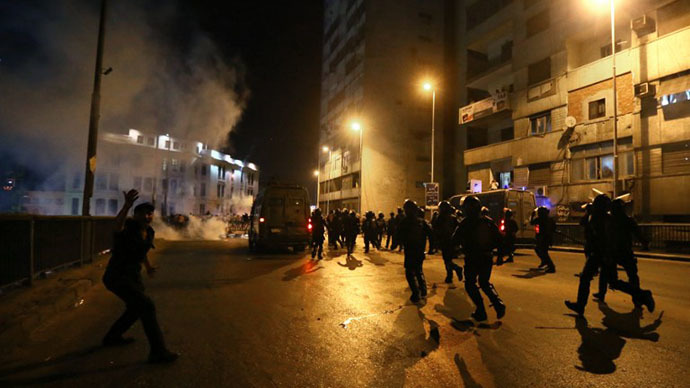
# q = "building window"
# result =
<box><xmin>165</xmin><ymin>140</ymin><xmax>171</xmax><ymax>149</ymax></box>
<box><xmin>109</xmin><ymin>173</ymin><xmax>119</xmax><ymax>191</ymax></box>
<box><xmin>217</xmin><ymin>165</ymin><xmax>225</xmax><ymax>180</ymax></box>
<box><xmin>467</xmin><ymin>128</ymin><xmax>488</xmax><ymax>149</ymax></box>
<box><xmin>658</xmin><ymin>0</ymin><xmax>690</xmax><ymax>36</ymax></box>
<box><xmin>200</xmin><ymin>183</ymin><xmax>207</xmax><ymax>197</ymax></box>
<box><xmin>588</xmin><ymin>98</ymin><xmax>606</xmax><ymax>120</ymax></box>
<box><xmin>171</xmin><ymin>159</ymin><xmax>179</xmax><ymax>172</ymax></box>
<box><xmin>96</xmin><ymin>174</ymin><xmax>107</xmax><ymax>191</ymax></box>
<box><xmin>526</xmin><ymin>8</ymin><xmax>549</xmax><ymax>37</ymax></box>
<box><xmin>530</xmin><ymin>112</ymin><xmax>552</xmax><ymax>135</ymax></box>
<box><xmin>146</xmin><ymin>137</ymin><xmax>155</xmax><ymax>146</ymax></box>
<box><xmin>95</xmin><ymin>199</ymin><xmax>106</xmax><ymax>215</ymax></box>
<box><xmin>133</xmin><ymin>176</ymin><xmax>142</xmax><ymax>191</ymax></box>
<box><xmin>144</xmin><ymin>177</ymin><xmax>153</xmax><ymax>192</ymax></box>
<box><xmin>173</xmin><ymin>141</ymin><xmax>180</xmax><ymax>150</ymax></box>
<box><xmin>500</xmin><ymin>127</ymin><xmax>514</xmax><ymax>142</ymax></box>
<box><xmin>200</xmin><ymin>203</ymin><xmax>206</xmax><ymax>215</ymax></box>
<box><xmin>201</xmin><ymin>164</ymin><xmax>207</xmax><ymax>176</ymax></box>
<box><xmin>217</xmin><ymin>182</ymin><xmax>225</xmax><ymax>198</ymax></box>
<box><xmin>72</xmin><ymin>174</ymin><xmax>81</xmax><ymax>190</ymax></box>
<box><xmin>572</xmin><ymin>153</ymin><xmax>631</xmax><ymax>181</ymax></box>
<box><xmin>108</xmin><ymin>199</ymin><xmax>118</xmax><ymax>215</ymax></box>
<box><xmin>137</xmin><ymin>135</ymin><xmax>144</xmax><ymax>144</ymax></box>
<box><xmin>662</xmin><ymin>141</ymin><xmax>690</xmax><ymax>174</ymax></box>
<box><xmin>170</xmin><ymin>179</ymin><xmax>178</xmax><ymax>194</ymax></box>
<box><xmin>528</xmin><ymin>57</ymin><xmax>551</xmax><ymax>86</ymax></box>
<box><xmin>71</xmin><ymin>198</ymin><xmax>79</xmax><ymax>215</ymax></box>
<box><xmin>600</xmin><ymin>40</ymin><xmax>623</xmax><ymax>58</ymax></box>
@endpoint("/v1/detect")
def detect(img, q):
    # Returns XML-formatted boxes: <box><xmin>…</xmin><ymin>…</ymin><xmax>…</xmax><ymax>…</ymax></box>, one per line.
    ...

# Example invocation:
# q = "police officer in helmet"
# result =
<box><xmin>452</xmin><ymin>195</ymin><xmax>505</xmax><ymax>321</ymax></box>
<box><xmin>395</xmin><ymin>199</ymin><xmax>433</xmax><ymax>303</ymax></box>
<box><xmin>432</xmin><ymin>200</ymin><xmax>463</xmax><ymax>283</ymax></box>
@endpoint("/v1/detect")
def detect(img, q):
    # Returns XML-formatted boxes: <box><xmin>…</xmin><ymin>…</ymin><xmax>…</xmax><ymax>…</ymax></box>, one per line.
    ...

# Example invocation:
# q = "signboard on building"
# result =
<box><xmin>470</xmin><ymin>179</ymin><xmax>482</xmax><ymax>193</ymax></box>
<box><xmin>424</xmin><ymin>182</ymin><xmax>439</xmax><ymax>208</ymax></box>
<box><xmin>458</xmin><ymin>91</ymin><xmax>510</xmax><ymax>125</ymax></box>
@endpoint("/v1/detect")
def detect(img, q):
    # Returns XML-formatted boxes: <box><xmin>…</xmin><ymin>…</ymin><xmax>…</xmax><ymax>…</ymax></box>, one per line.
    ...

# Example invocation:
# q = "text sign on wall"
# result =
<box><xmin>424</xmin><ymin>182</ymin><xmax>440</xmax><ymax>208</ymax></box>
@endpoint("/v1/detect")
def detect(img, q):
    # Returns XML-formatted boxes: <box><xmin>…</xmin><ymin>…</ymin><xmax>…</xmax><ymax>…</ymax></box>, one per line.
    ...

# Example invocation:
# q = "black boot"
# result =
<box><xmin>484</xmin><ymin>284</ymin><xmax>506</xmax><ymax>319</ymax></box>
<box><xmin>471</xmin><ymin>306</ymin><xmax>487</xmax><ymax>321</ymax></box>
<box><xmin>444</xmin><ymin>272</ymin><xmax>453</xmax><ymax>284</ymax></box>
<box><xmin>405</xmin><ymin>270</ymin><xmax>420</xmax><ymax>303</ymax></box>
<box><xmin>455</xmin><ymin>266</ymin><xmax>463</xmax><ymax>282</ymax></box>
<box><xmin>565</xmin><ymin>300</ymin><xmax>584</xmax><ymax>316</ymax></box>
<box><xmin>416</xmin><ymin>270</ymin><xmax>427</xmax><ymax>298</ymax></box>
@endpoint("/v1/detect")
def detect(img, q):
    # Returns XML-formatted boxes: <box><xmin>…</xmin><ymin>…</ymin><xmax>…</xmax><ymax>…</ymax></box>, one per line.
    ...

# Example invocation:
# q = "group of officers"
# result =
<box><xmin>309</xmin><ymin>192</ymin><xmax>654</xmax><ymax>323</ymax></box>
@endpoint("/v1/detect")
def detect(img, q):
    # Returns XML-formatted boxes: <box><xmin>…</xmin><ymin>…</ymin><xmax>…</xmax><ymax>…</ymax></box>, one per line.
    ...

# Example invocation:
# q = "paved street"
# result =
<box><xmin>0</xmin><ymin>238</ymin><xmax>688</xmax><ymax>387</ymax></box>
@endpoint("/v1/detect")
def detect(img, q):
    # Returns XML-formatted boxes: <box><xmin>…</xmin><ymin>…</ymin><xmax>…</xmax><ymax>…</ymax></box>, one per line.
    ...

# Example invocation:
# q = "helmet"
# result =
<box><xmin>403</xmin><ymin>199</ymin><xmax>418</xmax><ymax>215</ymax></box>
<box><xmin>314</xmin><ymin>208</ymin><xmax>321</xmax><ymax>216</ymax></box>
<box><xmin>592</xmin><ymin>194</ymin><xmax>611</xmax><ymax>214</ymax></box>
<box><xmin>537</xmin><ymin>206</ymin><xmax>549</xmax><ymax>218</ymax></box>
<box><xmin>481</xmin><ymin>206</ymin><xmax>490</xmax><ymax>216</ymax></box>
<box><xmin>438</xmin><ymin>200</ymin><xmax>453</xmax><ymax>214</ymax></box>
<box><xmin>504</xmin><ymin>208</ymin><xmax>513</xmax><ymax>218</ymax></box>
<box><xmin>378</xmin><ymin>212</ymin><xmax>384</xmax><ymax>218</ymax></box>
<box><xmin>460</xmin><ymin>195</ymin><xmax>481</xmax><ymax>218</ymax></box>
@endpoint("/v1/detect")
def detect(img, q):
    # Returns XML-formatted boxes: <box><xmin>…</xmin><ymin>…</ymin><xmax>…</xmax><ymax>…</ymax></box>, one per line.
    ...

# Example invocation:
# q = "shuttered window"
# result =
<box><xmin>663</xmin><ymin>142</ymin><xmax>690</xmax><ymax>174</ymax></box>
<box><xmin>528</xmin><ymin>164</ymin><xmax>550</xmax><ymax>186</ymax></box>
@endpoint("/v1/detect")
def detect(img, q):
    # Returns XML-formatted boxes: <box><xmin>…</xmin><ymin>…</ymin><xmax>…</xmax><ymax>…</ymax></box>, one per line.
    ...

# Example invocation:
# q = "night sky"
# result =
<box><xmin>185</xmin><ymin>1</ymin><xmax>324</xmax><ymax>190</ymax></box>
<box><xmin>0</xmin><ymin>0</ymin><xmax>323</xmax><ymax>194</ymax></box>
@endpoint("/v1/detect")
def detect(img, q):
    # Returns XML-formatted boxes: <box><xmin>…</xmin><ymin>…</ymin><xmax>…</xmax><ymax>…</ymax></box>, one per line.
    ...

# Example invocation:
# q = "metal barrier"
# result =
<box><xmin>554</xmin><ymin>222</ymin><xmax>690</xmax><ymax>252</ymax></box>
<box><xmin>0</xmin><ymin>215</ymin><xmax>115</xmax><ymax>288</ymax></box>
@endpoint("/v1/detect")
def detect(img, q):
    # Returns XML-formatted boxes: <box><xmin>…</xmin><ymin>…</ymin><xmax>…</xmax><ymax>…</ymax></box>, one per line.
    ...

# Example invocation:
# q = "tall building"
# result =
<box><xmin>318</xmin><ymin>0</ymin><xmax>445</xmax><ymax>213</ymax></box>
<box><xmin>22</xmin><ymin>129</ymin><xmax>259</xmax><ymax>216</ymax></box>
<box><xmin>454</xmin><ymin>0</ymin><xmax>690</xmax><ymax>221</ymax></box>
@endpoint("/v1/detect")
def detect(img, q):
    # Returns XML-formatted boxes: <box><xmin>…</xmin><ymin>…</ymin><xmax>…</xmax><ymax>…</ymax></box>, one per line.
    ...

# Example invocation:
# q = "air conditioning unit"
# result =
<box><xmin>634</xmin><ymin>82</ymin><xmax>652</xmax><ymax>98</ymax></box>
<box><xmin>535</xmin><ymin>185</ymin><xmax>548</xmax><ymax>197</ymax></box>
<box><xmin>631</xmin><ymin>15</ymin><xmax>655</xmax><ymax>33</ymax></box>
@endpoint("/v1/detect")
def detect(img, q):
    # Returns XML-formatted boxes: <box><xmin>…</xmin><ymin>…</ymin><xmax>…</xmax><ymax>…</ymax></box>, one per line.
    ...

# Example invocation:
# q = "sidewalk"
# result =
<box><xmin>550</xmin><ymin>245</ymin><xmax>690</xmax><ymax>263</ymax></box>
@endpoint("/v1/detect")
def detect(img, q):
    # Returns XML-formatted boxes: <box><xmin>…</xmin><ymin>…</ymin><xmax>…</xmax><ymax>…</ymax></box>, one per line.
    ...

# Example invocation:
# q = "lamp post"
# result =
<box><xmin>610</xmin><ymin>0</ymin><xmax>619</xmax><ymax>198</ymax></box>
<box><xmin>423</xmin><ymin>81</ymin><xmax>436</xmax><ymax>183</ymax></box>
<box><xmin>351</xmin><ymin>121</ymin><xmax>363</xmax><ymax>213</ymax></box>
<box><xmin>314</xmin><ymin>170</ymin><xmax>320</xmax><ymax>207</ymax></box>
<box><xmin>321</xmin><ymin>146</ymin><xmax>331</xmax><ymax>212</ymax></box>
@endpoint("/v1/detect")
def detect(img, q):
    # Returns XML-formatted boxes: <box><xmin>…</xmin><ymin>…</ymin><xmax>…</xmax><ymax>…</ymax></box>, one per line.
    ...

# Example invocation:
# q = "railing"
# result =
<box><xmin>553</xmin><ymin>223</ymin><xmax>690</xmax><ymax>253</ymax></box>
<box><xmin>0</xmin><ymin>215</ymin><xmax>115</xmax><ymax>289</ymax></box>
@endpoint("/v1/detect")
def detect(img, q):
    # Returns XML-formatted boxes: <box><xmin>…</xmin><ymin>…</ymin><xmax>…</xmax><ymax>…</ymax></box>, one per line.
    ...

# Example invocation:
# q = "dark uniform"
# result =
<box><xmin>102</xmin><ymin>214</ymin><xmax>174</xmax><ymax>362</ymax></box>
<box><xmin>396</xmin><ymin>200</ymin><xmax>433</xmax><ymax>303</ymax></box>
<box><xmin>452</xmin><ymin>196</ymin><xmax>505</xmax><ymax>321</ymax></box>
<box><xmin>385</xmin><ymin>212</ymin><xmax>396</xmax><ymax>249</ymax></box>
<box><xmin>497</xmin><ymin>209</ymin><xmax>518</xmax><ymax>265</ymax></box>
<box><xmin>362</xmin><ymin>211</ymin><xmax>380</xmax><ymax>253</ymax></box>
<box><xmin>432</xmin><ymin>201</ymin><xmax>463</xmax><ymax>283</ymax></box>
<box><xmin>311</xmin><ymin>209</ymin><xmax>326</xmax><ymax>260</ymax></box>
<box><xmin>344</xmin><ymin>211</ymin><xmax>360</xmax><ymax>255</ymax></box>
<box><xmin>530</xmin><ymin>206</ymin><xmax>556</xmax><ymax>273</ymax></box>
<box><xmin>376</xmin><ymin>212</ymin><xmax>387</xmax><ymax>248</ymax></box>
<box><xmin>565</xmin><ymin>195</ymin><xmax>654</xmax><ymax>315</ymax></box>
<box><xmin>390</xmin><ymin>208</ymin><xmax>405</xmax><ymax>252</ymax></box>
<box><xmin>428</xmin><ymin>211</ymin><xmax>439</xmax><ymax>254</ymax></box>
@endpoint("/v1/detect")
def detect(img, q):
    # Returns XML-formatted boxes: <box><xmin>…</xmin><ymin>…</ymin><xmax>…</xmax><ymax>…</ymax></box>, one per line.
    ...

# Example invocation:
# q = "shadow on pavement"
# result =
<box><xmin>337</xmin><ymin>255</ymin><xmax>363</xmax><ymax>271</ymax></box>
<box><xmin>511</xmin><ymin>268</ymin><xmax>548</xmax><ymax>279</ymax></box>
<box><xmin>282</xmin><ymin>260</ymin><xmax>324</xmax><ymax>281</ymax></box>
<box><xmin>570</xmin><ymin>313</ymin><xmax>625</xmax><ymax>374</ymax></box>
<box><xmin>0</xmin><ymin>345</ymin><xmax>145</xmax><ymax>385</ymax></box>
<box><xmin>434</xmin><ymin>287</ymin><xmax>473</xmax><ymax>322</ymax></box>
<box><xmin>363</xmin><ymin>253</ymin><xmax>388</xmax><ymax>266</ymax></box>
<box><xmin>451</xmin><ymin>319</ymin><xmax>502</xmax><ymax>333</ymax></box>
<box><xmin>599</xmin><ymin>302</ymin><xmax>663</xmax><ymax>342</ymax></box>
<box><xmin>454</xmin><ymin>354</ymin><xmax>484</xmax><ymax>388</ymax></box>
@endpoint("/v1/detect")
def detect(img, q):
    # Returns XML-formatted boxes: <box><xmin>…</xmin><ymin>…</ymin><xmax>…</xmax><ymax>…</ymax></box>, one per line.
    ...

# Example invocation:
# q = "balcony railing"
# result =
<box><xmin>459</xmin><ymin>91</ymin><xmax>510</xmax><ymax>125</ymax></box>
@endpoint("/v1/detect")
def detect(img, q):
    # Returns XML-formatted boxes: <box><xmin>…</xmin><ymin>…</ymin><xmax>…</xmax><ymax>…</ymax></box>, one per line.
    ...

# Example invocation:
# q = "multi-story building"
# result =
<box><xmin>454</xmin><ymin>0</ymin><xmax>690</xmax><ymax>221</ymax></box>
<box><xmin>318</xmin><ymin>0</ymin><xmax>445</xmax><ymax>213</ymax></box>
<box><xmin>23</xmin><ymin>129</ymin><xmax>259</xmax><ymax>216</ymax></box>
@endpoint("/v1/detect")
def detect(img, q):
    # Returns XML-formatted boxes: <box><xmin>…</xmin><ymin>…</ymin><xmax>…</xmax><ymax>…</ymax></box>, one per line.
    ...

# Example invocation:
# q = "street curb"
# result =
<box><xmin>550</xmin><ymin>246</ymin><xmax>690</xmax><ymax>263</ymax></box>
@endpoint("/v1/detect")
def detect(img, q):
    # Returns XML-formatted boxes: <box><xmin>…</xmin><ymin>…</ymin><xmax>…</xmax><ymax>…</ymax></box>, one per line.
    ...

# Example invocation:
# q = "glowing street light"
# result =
<box><xmin>313</xmin><ymin>170</ymin><xmax>320</xmax><ymax>176</ymax></box>
<box><xmin>351</xmin><ymin>121</ymin><xmax>362</xmax><ymax>131</ymax></box>
<box><xmin>422</xmin><ymin>80</ymin><xmax>436</xmax><ymax>184</ymax></box>
<box><xmin>350</xmin><ymin>120</ymin><xmax>364</xmax><ymax>212</ymax></box>
<box><xmin>322</xmin><ymin>145</ymin><xmax>330</xmax><ymax>153</ymax></box>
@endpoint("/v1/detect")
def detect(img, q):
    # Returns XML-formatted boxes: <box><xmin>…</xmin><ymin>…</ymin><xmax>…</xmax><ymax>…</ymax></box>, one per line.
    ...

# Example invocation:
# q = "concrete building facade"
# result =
<box><xmin>23</xmin><ymin>129</ymin><xmax>259</xmax><ymax>217</ymax></box>
<box><xmin>454</xmin><ymin>0</ymin><xmax>690</xmax><ymax>221</ymax></box>
<box><xmin>318</xmin><ymin>0</ymin><xmax>446</xmax><ymax>213</ymax></box>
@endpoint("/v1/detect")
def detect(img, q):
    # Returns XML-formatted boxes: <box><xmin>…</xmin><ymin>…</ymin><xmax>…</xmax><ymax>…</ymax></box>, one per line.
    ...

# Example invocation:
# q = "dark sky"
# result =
<box><xmin>0</xmin><ymin>0</ymin><xmax>323</xmax><ymax>195</ymax></box>
<box><xmin>185</xmin><ymin>1</ymin><xmax>324</xmax><ymax>191</ymax></box>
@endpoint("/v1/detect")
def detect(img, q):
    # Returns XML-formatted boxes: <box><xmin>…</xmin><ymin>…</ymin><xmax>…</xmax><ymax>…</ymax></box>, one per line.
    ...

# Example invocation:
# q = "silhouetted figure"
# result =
<box><xmin>385</xmin><ymin>212</ymin><xmax>396</xmax><ymax>249</ymax></box>
<box><xmin>573</xmin><ymin>315</ymin><xmax>625</xmax><ymax>374</ymax></box>
<box><xmin>497</xmin><ymin>208</ymin><xmax>518</xmax><ymax>265</ymax></box>
<box><xmin>327</xmin><ymin>210</ymin><xmax>338</xmax><ymax>249</ymax></box>
<box><xmin>396</xmin><ymin>200</ymin><xmax>433</xmax><ymax>303</ymax></box>
<box><xmin>102</xmin><ymin>189</ymin><xmax>178</xmax><ymax>364</ymax></box>
<box><xmin>432</xmin><ymin>201</ymin><xmax>463</xmax><ymax>283</ymax></box>
<box><xmin>344</xmin><ymin>210</ymin><xmax>360</xmax><ymax>255</ymax></box>
<box><xmin>452</xmin><ymin>196</ymin><xmax>505</xmax><ymax>321</ymax></box>
<box><xmin>428</xmin><ymin>210</ymin><xmax>439</xmax><ymax>254</ymax></box>
<box><xmin>390</xmin><ymin>207</ymin><xmax>405</xmax><ymax>252</ymax></box>
<box><xmin>530</xmin><ymin>206</ymin><xmax>556</xmax><ymax>273</ymax></box>
<box><xmin>311</xmin><ymin>208</ymin><xmax>326</xmax><ymax>260</ymax></box>
<box><xmin>362</xmin><ymin>211</ymin><xmax>380</xmax><ymax>253</ymax></box>
<box><xmin>376</xmin><ymin>212</ymin><xmax>387</xmax><ymax>248</ymax></box>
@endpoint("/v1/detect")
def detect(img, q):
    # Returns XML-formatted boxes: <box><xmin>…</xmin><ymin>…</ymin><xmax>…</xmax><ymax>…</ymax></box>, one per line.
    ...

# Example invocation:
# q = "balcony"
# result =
<box><xmin>459</xmin><ymin>92</ymin><xmax>511</xmax><ymax>125</ymax></box>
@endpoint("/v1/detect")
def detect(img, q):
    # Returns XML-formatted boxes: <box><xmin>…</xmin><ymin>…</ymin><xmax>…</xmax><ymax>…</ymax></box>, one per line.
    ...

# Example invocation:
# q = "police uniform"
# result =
<box><xmin>530</xmin><ymin>207</ymin><xmax>556</xmax><ymax>273</ymax></box>
<box><xmin>432</xmin><ymin>201</ymin><xmax>463</xmax><ymax>283</ymax></box>
<box><xmin>396</xmin><ymin>200</ymin><xmax>432</xmax><ymax>303</ymax></box>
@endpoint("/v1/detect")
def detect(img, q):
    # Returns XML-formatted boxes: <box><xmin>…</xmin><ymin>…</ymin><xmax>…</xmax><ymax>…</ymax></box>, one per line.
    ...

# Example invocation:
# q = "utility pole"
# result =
<box><xmin>610</xmin><ymin>0</ymin><xmax>618</xmax><ymax>198</ymax></box>
<box><xmin>82</xmin><ymin>0</ymin><xmax>108</xmax><ymax>215</ymax></box>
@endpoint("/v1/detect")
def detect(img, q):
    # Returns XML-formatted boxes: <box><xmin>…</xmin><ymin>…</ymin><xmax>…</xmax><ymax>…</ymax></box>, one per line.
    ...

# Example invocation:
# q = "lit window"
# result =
<box><xmin>137</xmin><ymin>135</ymin><xmax>144</xmax><ymax>144</ymax></box>
<box><xmin>530</xmin><ymin>112</ymin><xmax>551</xmax><ymax>135</ymax></box>
<box><xmin>588</xmin><ymin>98</ymin><xmax>606</xmax><ymax>120</ymax></box>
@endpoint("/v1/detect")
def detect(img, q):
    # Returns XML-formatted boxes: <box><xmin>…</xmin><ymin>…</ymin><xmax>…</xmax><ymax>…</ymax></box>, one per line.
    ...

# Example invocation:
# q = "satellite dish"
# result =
<box><xmin>565</xmin><ymin>116</ymin><xmax>577</xmax><ymax>128</ymax></box>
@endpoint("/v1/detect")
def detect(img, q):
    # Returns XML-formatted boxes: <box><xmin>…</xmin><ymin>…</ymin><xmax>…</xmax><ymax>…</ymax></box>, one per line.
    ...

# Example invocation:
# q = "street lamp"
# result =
<box><xmin>590</xmin><ymin>0</ymin><xmax>618</xmax><ymax>197</ymax></box>
<box><xmin>350</xmin><ymin>120</ymin><xmax>363</xmax><ymax>213</ymax></box>
<box><xmin>314</xmin><ymin>169</ymin><xmax>320</xmax><ymax>207</ymax></box>
<box><xmin>422</xmin><ymin>81</ymin><xmax>436</xmax><ymax>183</ymax></box>
<box><xmin>321</xmin><ymin>146</ymin><xmax>332</xmax><ymax>212</ymax></box>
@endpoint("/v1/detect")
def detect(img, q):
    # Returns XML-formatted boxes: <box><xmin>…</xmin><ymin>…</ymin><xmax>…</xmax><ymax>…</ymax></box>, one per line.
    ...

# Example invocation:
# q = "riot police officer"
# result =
<box><xmin>432</xmin><ymin>201</ymin><xmax>463</xmax><ymax>283</ymax></box>
<box><xmin>362</xmin><ymin>211</ymin><xmax>380</xmax><ymax>253</ymax></box>
<box><xmin>385</xmin><ymin>212</ymin><xmax>396</xmax><ymax>249</ymax></box>
<box><xmin>395</xmin><ymin>199</ymin><xmax>433</xmax><ymax>303</ymax></box>
<box><xmin>497</xmin><ymin>208</ymin><xmax>518</xmax><ymax>265</ymax></box>
<box><xmin>344</xmin><ymin>210</ymin><xmax>360</xmax><ymax>255</ymax></box>
<box><xmin>376</xmin><ymin>212</ymin><xmax>387</xmax><ymax>248</ymax></box>
<box><xmin>311</xmin><ymin>208</ymin><xmax>326</xmax><ymax>260</ymax></box>
<box><xmin>452</xmin><ymin>196</ymin><xmax>505</xmax><ymax>321</ymax></box>
<box><xmin>390</xmin><ymin>207</ymin><xmax>405</xmax><ymax>252</ymax></box>
<box><xmin>530</xmin><ymin>206</ymin><xmax>556</xmax><ymax>273</ymax></box>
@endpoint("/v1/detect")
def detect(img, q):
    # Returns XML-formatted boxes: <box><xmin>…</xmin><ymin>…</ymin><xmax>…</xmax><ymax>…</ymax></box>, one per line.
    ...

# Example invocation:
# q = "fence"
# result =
<box><xmin>553</xmin><ymin>223</ymin><xmax>690</xmax><ymax>253</ymax></box>
<box><xmin>0</xmin><ymin>215</ymin><xmax>115</xmax><ymax>289</ymax></box>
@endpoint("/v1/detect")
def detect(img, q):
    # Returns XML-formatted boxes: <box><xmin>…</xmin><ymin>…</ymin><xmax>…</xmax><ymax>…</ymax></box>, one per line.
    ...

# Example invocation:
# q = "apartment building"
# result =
<box><xmin>455</xmin><ymin>0</ymin><xmax>690</xmax><ymax>221</ymax></box>
<box><xmin>318</xmin><ymin>0</ymin><xmax>445</xmax><ymax>213</ymax></box>
<box><xmin>23</xmin><ymin>129</ymin><xmax>259</xmax><ymax>216</ymax></box>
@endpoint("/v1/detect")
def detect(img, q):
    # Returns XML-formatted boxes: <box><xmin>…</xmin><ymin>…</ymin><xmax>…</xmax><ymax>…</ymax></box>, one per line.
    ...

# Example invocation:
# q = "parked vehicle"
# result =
<box><xmin>449</xmin><ymin>189</ymin><xmax>537</xmax><ymax>243</ymax></box>
<box><xmin>248</xmin><ymin>184</ymin><xmax>311</xmax><ymax>251</ymax></box>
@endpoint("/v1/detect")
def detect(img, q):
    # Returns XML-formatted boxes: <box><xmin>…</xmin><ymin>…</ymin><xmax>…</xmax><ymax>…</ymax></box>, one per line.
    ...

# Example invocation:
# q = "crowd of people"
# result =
<box><xmin>310</xmin><ymin>193</ymin><xmax>654</xmax><ymax>323</ymax></box>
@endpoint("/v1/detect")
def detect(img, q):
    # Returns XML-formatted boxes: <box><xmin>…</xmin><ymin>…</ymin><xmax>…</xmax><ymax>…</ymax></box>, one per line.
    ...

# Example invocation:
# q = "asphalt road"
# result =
<box><xmin>0</xmin><ymin>238</ymin><xmax>687</xmax><ymax>387</ymax></box>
